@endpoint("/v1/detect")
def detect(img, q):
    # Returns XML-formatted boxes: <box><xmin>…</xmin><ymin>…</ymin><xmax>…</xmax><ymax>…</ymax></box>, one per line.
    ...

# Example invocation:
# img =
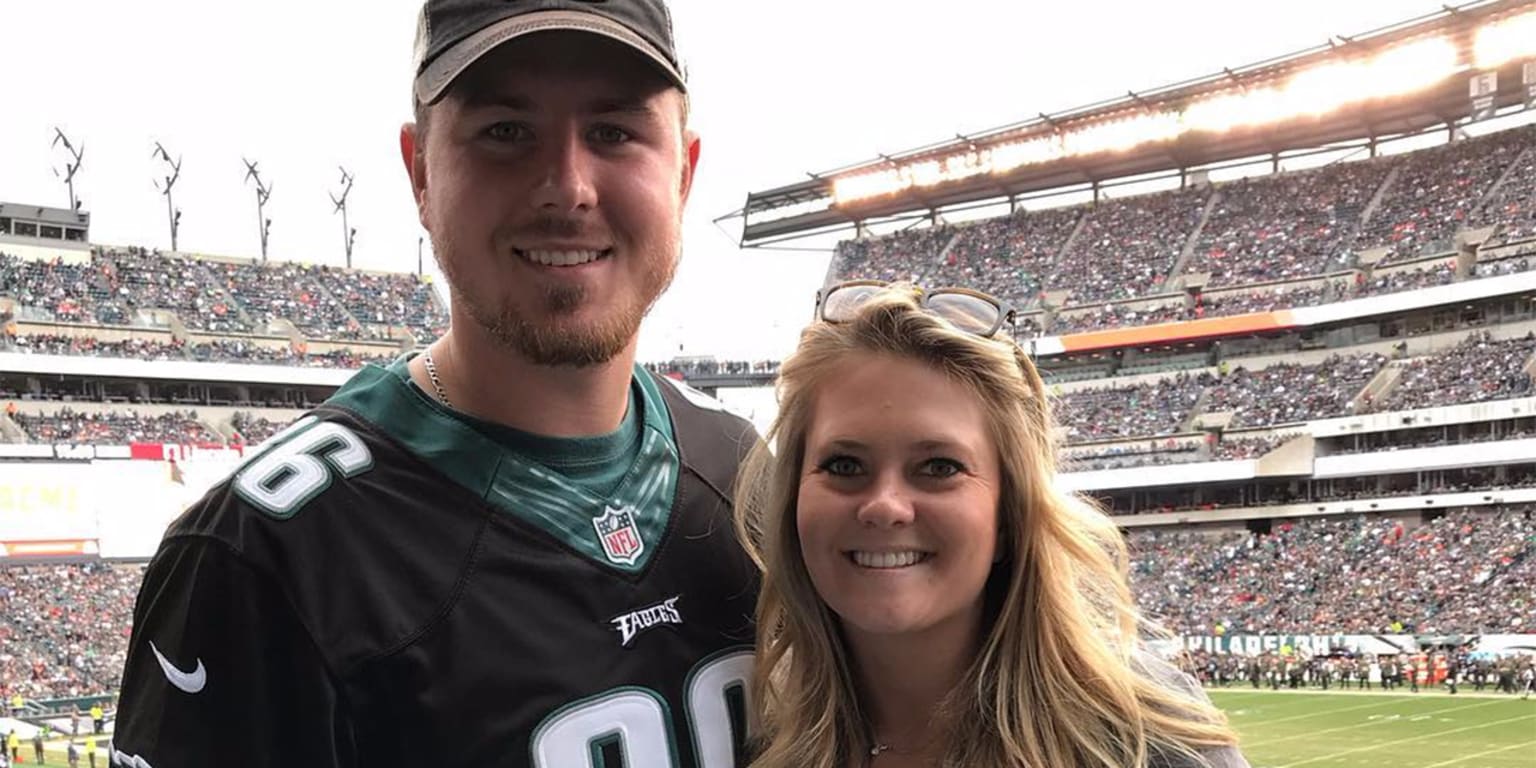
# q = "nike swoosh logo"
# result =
<box><xmin>149</xmin><ymin>641</ymin><xmax>206</xmax><ymax>694</ymax></box>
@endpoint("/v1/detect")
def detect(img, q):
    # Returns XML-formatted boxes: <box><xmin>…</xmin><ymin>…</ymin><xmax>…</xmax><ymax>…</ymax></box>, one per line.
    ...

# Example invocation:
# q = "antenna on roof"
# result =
<box><xmin>242</xmin><ymin>157</ymin><xmax>274</xmax><ymax>262</ymax></box>
<box><xmin>152</xmin><ymin>141</ymin><xmax>184</xmax><ymax>252</ymax></box>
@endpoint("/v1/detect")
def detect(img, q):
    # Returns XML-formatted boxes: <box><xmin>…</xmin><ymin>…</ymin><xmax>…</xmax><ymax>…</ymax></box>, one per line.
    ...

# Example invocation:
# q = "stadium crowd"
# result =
<box><xmin>1129</xmin><ymin>507</ymin><xmax>1536</xmax><ymax>635</ymax></box>
<box><xmin>1475</xmin><ymin>134</ymin><xmax>1536</xmax><ymax>248</ymax></box>
<box><xmin>0</xmin><ymin>563</ymin><xmax>142</xmax><ymax>701</ymax></box>
<box><xmin>1356</xmin><ymin>126</ymin><xmax>1535</xmax><ymax>264</ymax></box>
<box><xmin>1053</xmin><ymin>372</ymin><xmax>1208</xmax><ymax>441</ymax></box>
<box><xmin>1203</xmin><ymin>354</ymin><xmax>1388</xmax><ymax>428</ymax></box>
<box><xmin>9</xmin><ymin>408</ymin><xmax>221</xmax><ymax>445</ymax></box>
<box><xmin>643</xmin><ymin>359</ymin><xmax>781</xmax><ymax>378</ymax></box>
<box><xmin>1187</xmin><ymin>160</ymin><xmax>1388</xmax><ymax>286</ymax></box>
<box><xmin>2</xmin><ymin>332</ymin><xmax>395</xmax><ymax>369</ymax></box>
<box><xmin>230</xmin><ymin>412</ymin><xmax>286</xmax><ymax>444</ymax></box>
<box><xmin>1046</xmin><ymin>188</ymin><xmax>1205</xmax><ymax>304</ymax></box>
<box><xmin>1061</xmin><ymin>440</ymin><xmax>1203</xmax><ymax>472</ymax></box>
<box><xmin>925</xmin><ymin>207</ymin><xmax>1081</xmax><ymax>306</ymax></box>
<box><xmin>0</xmin><ymin>248</ymin><xmax>447</xmax><ymax>342</ymax></box>
<box><xmin>823</xmin><ymin>125</ymin><xmax>1536</xmax><ymax>321</ymax></box>
<box><xmin>1372</xmin><ymin>332</ymin><xmax>1535</xmax><ymax>414</ymax></box>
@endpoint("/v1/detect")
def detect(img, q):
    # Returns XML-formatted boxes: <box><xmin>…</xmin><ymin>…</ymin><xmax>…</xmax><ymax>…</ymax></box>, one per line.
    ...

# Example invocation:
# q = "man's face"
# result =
<box><xmin>403</xmin><ymin>31</ymin><xmax>699</xmax><ymax>367</ymax></box>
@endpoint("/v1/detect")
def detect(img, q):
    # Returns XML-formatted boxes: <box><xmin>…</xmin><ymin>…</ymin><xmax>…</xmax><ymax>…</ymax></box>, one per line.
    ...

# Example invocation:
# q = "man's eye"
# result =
<box><xmin>484</xmin><ymin>123</ymin><xmax>528</xmax><ymax>141</ymax></box>
<box><xmin>591</xmin><ymin>124</ymin><xmax>632</xmax><ymax>144</ymax></box>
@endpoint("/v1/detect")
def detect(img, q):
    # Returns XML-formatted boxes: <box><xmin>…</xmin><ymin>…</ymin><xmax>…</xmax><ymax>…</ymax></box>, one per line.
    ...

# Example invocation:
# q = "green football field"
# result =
<box><xmin>7</xmin><ymin>690</ymin><xmax>1530</xmax><ymax>767</ymax></box>
<box><xmin>1210</xmin><ymin>688</ymin><xmax>1536</xmax><ymax>767</ymax></box>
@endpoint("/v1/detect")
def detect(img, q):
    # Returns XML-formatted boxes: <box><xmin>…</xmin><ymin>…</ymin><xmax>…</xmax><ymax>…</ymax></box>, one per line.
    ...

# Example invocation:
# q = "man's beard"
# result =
<box><xmin>436</xmin><ymin>236</ymin><xmax>677</xmax><ymax>368</ymax></box>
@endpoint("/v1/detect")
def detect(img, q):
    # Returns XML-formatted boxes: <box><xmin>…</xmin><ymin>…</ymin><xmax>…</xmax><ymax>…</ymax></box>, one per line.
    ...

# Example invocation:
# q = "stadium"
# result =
<box><xmin>2</xmin><ymin>0</ymin><xmax>1536</xmax><ymax>766</ymax></box>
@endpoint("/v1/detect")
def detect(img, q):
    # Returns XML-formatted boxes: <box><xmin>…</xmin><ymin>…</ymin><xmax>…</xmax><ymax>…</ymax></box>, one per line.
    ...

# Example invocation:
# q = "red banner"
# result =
<box><xmin>129</xmin><ymin>443</ymin><xmax>245</xmax><ymax>462</ymax></box>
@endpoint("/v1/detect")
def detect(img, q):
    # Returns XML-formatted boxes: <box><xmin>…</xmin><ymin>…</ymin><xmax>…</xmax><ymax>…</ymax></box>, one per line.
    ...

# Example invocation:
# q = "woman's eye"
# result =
<box><xmin>817</xmin><ymin>456</ymin><xmax>862</xmax><ymax>476</ymax></box>
<box><xmin>922</xmin><ymin>459</ymin><xmax>964</xmax><ymax>478</ymax></box>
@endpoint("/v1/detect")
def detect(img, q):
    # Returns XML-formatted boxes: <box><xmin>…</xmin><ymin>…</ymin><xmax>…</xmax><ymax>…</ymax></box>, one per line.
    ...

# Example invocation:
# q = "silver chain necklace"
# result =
<box><xmin>423</xmin><ymin>346</ymin><xmax>452</xmax><ymax>409</ymax></box>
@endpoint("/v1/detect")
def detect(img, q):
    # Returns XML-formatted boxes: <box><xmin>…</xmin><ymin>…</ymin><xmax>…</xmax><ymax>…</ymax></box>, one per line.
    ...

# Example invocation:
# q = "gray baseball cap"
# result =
<box><xmin>412</xmin><ymin>0</ymin><xmax>687</xmax><ymax>106</ymax></box>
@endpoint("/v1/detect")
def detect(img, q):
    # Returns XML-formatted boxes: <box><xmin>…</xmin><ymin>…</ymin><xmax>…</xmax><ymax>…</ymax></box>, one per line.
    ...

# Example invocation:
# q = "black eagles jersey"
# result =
<box><xmin>113</xmin><ymin>363</ymin><xmax>761</xmax><ymax>768</ymax></box>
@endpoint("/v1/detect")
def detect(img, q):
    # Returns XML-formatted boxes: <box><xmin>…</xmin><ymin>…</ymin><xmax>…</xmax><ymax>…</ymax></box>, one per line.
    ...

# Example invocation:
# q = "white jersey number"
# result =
<box><xmin>530</xmin><ymin>650</ymin><xmax>753</xmax><ymax>768</ymax></box>
<box><xmin>233</xmin><ymin>417</ymin><xmax>374</xmax><ymax>518</ymax></box>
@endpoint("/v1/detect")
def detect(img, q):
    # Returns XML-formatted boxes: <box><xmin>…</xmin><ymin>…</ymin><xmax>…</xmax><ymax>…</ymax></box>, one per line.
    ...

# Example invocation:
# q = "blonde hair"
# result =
<box><xmin>734</xmin><ymin>286</ymin><xmax>1239</xmax><ymax>767</ymax></box>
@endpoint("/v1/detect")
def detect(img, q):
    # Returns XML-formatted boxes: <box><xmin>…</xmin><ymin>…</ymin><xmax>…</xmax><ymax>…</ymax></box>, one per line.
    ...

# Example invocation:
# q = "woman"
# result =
<box><xmin>734</xmin><ymin>282</ymin><xmax>1247</xmax><ymax>767</ymax></box>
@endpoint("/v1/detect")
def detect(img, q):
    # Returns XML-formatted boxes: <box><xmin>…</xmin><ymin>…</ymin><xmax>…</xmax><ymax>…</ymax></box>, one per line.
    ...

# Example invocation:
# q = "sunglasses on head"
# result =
<box><xmin>814</xmin><ymin>280</ymin><xmax>1017</xmax><ymax>339</ymax></box>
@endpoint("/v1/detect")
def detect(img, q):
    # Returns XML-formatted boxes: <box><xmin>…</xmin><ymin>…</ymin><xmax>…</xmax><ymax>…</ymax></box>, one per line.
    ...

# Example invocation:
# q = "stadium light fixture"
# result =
<box><xmin>1063</xmin><ymin>113</ymin><xmax>1182</xmax><ymax>156</ymax></box>
<box><xmin>1370</xmin><ymin>38</ymin><xmax>1459</xmax><ymax>98</ymax></box>
<box><xmin>1475</xmin><ymin>10</ymin><xmax>1536</xmax><ymax>69</ymax></box>
<box><xmin>825</xmin><ymin>11</ymin><xmax>1501</xmax><ymax>210</ymax></box>
<box><xmin>1285</xmin><ymin>62</ymin><xmax>1372</xmax><ymax>118</ymax></box>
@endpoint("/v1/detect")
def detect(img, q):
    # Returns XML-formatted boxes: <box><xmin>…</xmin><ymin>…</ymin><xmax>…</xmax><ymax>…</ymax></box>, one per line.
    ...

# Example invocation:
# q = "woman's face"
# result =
<box><xmin>797</xmin><ymin>351</ymin><xmax>1001</xmax><ymax>641</ymax></box>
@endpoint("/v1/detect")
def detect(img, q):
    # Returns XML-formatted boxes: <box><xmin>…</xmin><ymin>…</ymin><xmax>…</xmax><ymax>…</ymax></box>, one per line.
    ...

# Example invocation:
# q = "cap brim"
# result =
<box><xmin>415</xmin><ymin>9</ymin><xmax>685</xmax><ymax>105</ymax></box>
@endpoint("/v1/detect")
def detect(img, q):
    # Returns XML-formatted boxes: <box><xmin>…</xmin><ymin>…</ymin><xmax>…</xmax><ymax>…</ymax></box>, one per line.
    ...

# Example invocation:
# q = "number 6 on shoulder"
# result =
<box><xmin>233</xmin><ymin>417</ymin><xmax>375</xmax><ymax>518</ymax></box>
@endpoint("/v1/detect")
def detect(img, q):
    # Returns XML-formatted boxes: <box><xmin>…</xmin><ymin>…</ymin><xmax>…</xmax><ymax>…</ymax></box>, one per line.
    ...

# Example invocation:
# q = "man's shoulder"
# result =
<box><xmin>648</xmin><ymin>371</ymin><xmax>760</xmax><ymax>498</ymax></box>
<box><xmin>169</xmin><ymin>406</ymin><xmax>442</xmax><ymax>537</ymax></box>
<box><xmin>150</xmin><ymin>405</ymin><xmax>488</xmax><ymax>670</ymax></box>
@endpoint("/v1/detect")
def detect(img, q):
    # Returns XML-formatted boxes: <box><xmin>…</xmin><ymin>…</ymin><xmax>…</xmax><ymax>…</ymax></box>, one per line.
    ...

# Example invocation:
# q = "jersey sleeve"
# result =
<box><xmin>113</xmin><ymin>534</ymin><xmax>355</xmax><ymax>768</ymax></box>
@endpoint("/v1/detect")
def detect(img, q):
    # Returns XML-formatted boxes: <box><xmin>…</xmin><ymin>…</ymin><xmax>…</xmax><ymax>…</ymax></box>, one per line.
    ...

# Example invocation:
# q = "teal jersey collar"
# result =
<box><xmin>324</xmin><ymin>361</ymin><xmax>679</xmax><ymax>574</ymax></box>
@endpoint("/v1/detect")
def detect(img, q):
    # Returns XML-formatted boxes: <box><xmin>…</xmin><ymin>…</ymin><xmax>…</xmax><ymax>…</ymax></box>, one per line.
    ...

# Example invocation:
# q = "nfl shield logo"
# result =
<box><xmin>593</xmin><ymin>505</ymin><xmax>645</xmax><ymax>565</ymax></box>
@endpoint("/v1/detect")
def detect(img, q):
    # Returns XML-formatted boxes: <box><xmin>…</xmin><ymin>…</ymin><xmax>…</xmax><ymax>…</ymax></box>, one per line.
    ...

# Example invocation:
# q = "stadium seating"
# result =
<box><xmin>2</xmin><ymin>333</ymin><xmax>394</xmax><ymax>369</ymax></box>
<box><xmin>10</xmin><ymin>408</ymin><xmax>221</xmax><ymax>444</ymax></box>
<box><xmin>0</xmin><ymin>563</ymin><xmax>142</xmax><ymax>701</ymax></box>
<box><xmin>1372</xmin><ymin>332</ymin><xmax>1536</xmax><ymax>413</ymax></box>
<box><xmin>1186</xmin><ymin>160</ymin><xmax>1389</xmax><ymax>286</ymax></box>
<box><xmin>1043</xmin><ymin>187</ymin><xmax>1206</xmax><ymax>304</ymax></box>
<box><xmin>1354</xmin><ymin>128</ymin><xmax>1534</xmax><ymax>264</ymax></box>
<box><xmin>0</xmin><ymin>247</ymin><xmax>448</xmax><ymax>342</ymax></box>
<box><xmin>1129</xmin><ymin>507</ymin><xmax>1536</xmax><ymax>634</ymax></box>
<box><xmin>827</xmin><ymin>124</ymin><xmax>1536</xmax><ymax>316</ymax></box>
<box><xmin>1204</xmin><ymin>353</ymin><xmax>1388</xmax><ymax>428</ymax></box>
<box><xmin>230</xmin><ymin>411</ymin><xmax>285</xmax><ymax>444</ymax></box>
<box><xmin>1053</xmin><ymin>373</ymin><xmax>1209</xmax><ymax>441</ymax></box>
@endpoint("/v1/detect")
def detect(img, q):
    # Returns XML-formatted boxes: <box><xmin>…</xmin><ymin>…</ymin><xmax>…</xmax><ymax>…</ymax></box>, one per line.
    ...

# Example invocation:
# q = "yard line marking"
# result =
<box><xmin>1272</xmin><ymin>713</ymin><xmax>1536</xmax><ymax>768</ymax></box>
<box><xmin>1242</xmin><ymin>699</ymin><xmax>1504</xmax><ymax>749</ymax></box>
<box><xmin>1419</xmin><ymin>739</ymin><xmax>1536</xmax><ymax>767</ymax></box>
<box><xmin>1230</xmin><ymin>696</ymin><xmax>1445</xmax><ymax>730</ymax></box>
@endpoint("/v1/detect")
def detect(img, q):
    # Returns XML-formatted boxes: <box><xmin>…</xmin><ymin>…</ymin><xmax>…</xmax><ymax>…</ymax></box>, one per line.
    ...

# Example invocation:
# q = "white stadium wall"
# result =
<box><xmin>0</xmin><ymin>452</ymin><xmax>240</xmax><ymax>560</ymax></box>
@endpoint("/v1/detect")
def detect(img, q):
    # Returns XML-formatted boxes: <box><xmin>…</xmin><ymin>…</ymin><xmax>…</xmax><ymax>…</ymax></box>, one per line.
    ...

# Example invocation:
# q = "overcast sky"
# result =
<box><xmin>1</xmin><ymin>0</ymin><xmax>1453</xmax><ymax>361</ymax></box>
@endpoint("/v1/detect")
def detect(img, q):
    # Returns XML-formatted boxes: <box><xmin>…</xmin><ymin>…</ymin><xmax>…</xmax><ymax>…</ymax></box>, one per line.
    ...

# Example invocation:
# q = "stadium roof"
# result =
<box><xmin>0</xmin><ymin>201</ymin><xmax>90</xmax><ymax>228</ymax></box>
<box><xmin>733</xmin><ymin>0</ymin><xmax>1536</xmax><ymax>246</ymax></box>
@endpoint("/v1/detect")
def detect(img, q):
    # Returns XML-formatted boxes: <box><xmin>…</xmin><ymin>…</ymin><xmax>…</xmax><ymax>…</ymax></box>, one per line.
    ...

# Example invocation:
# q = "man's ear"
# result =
<box><xmin>400</xmin><ymin>122</ymin><xmax>429</xmax><ymax>229</ymax></box>
<box><xmin>680</xmin><ymin>130</ymin><xmax>701</xmax><ymax>204</ymax></box>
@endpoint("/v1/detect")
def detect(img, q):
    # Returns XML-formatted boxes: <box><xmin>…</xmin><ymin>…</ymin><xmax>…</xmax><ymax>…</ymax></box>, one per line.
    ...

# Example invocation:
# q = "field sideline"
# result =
<box><xmin>1209</xmin><ymin>688</ymin><xmax>1536</xmax><ymax>767</ymax></box>
<box><xmin>2</xmin><ymin>691</ymin><xmax>1528</xmax><ymax>767</ymax></box>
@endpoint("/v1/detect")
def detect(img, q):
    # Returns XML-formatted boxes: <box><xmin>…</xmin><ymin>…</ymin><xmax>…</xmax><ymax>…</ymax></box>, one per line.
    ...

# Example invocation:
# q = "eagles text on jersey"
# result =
<box><xmin>113</xmin><ymin>362</ymin><xmax>760</xmax><ymax>768</ymax></box>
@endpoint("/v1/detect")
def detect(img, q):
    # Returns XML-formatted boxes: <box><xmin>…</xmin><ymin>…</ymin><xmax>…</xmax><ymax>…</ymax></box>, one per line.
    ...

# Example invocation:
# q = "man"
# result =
<box><xmin>66</xmin><ymin>742</ymin><xmax>77</xmax><ymax>768</ymax></box>
<box><xmin>31</xmin><ymin>730</ymin><xmax>42</xmax><ymax>766</ymax></box>
<box><xmin>89</xmin><ymin>702</ymin><xmax>103</xmax><ymax>734</ymax></box>
<box><xmin>111</xmin><ymin>1</ymin><xmax>759</xmax><ymax>766</ymax></box>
